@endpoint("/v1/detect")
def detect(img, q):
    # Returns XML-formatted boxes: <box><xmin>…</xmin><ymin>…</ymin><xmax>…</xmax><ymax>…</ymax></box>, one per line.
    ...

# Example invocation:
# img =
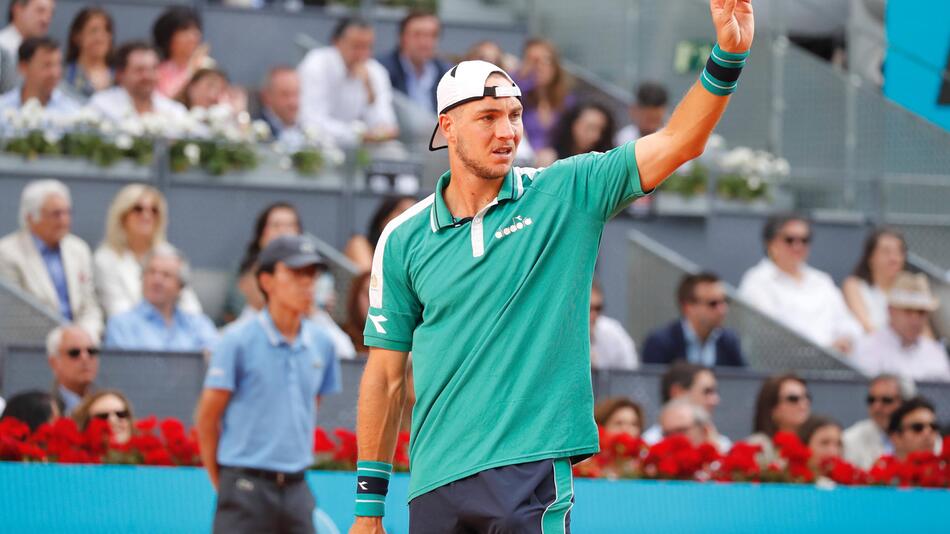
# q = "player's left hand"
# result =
<box><xmin>710</xmin><ymin>0</ymin><xmax>754</xmax><ymax>53</ymax></box>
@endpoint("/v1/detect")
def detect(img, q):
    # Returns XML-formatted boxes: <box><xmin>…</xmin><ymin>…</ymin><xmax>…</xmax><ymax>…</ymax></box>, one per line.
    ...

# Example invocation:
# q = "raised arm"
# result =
<box><xmin>635</xmin><ymin>0</ymin><xmax>754</xmax><ymax>191</ymax></box>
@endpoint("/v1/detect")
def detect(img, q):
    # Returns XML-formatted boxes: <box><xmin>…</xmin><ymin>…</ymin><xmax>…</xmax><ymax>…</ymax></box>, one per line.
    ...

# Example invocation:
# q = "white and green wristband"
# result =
<box><xmin>700</xmin><ymin>43</ymin><xmax>750</xmax><ymax>96</ymax></box>
<box><xmin>355</xmin><ymin>461</ymin><xmax>392</xmax><ymax>517</ymax></box>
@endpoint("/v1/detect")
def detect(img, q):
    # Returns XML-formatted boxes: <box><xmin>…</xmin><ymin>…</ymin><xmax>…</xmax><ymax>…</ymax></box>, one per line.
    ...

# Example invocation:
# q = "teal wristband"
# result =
<box><xmin>355</xmin><ymin>461</ymin><xmax>393</xmax><ymax>517</ymax></box>
<box><xmin>701</xmin><ymin>44</ymin><xmax>749</xmax><ymax>96</ymax></box>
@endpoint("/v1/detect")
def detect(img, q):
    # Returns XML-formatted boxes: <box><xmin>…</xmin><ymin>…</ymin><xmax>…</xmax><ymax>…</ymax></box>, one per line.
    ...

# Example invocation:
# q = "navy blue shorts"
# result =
<box><xmin>408</xmin><ymin>458</ymin><xmax>574</xmax><ymax>534</ymax></box>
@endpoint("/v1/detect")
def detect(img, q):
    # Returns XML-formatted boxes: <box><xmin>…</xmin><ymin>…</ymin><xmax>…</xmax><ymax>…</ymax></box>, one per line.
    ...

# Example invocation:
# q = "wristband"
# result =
<box><xmin>700</xmin><ymin>43</ymin><xmax>749</xmax><ymax>96</ymax></box>
<box><xmin>355</xmin><ymin>461</ymin><xmax>392</xmax><ymax>517</ymax></box>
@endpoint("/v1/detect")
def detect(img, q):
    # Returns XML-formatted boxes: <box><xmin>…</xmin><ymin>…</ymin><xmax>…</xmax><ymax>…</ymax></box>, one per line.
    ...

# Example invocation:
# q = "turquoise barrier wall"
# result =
<box><xmin>0</xmin><ymin>464</ymin><xmax>947</xmax><ymax>533</ymax></box>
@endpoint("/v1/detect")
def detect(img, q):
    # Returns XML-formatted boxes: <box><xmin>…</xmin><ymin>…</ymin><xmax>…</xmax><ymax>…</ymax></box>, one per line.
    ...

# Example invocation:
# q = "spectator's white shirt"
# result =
<box><xmin>591</xmin><ymin>315</ymin><xmax>639</xmax><ymax>371</ymax></box>
<box><xmin>0</xmin><ymin>24</ymin><xmax>22</xmax><ymax>57</ymax></box>
<box><xmin>88</xmin><ymin>86</ymin><xmax>188</xmax><ymax>130</ymax></box>
<box><xmin>851</xmin><ymin>326</ymin><xmax>950</xmax><ymax>382</ymax></box>
<box><xmin>614</xmin><ymin>124</ymin><xmax>641</xmax><ymax>147</ymax></box>
<box><xmin>856</xmin><ymin>279</ymin><xmax>889</xmax><ymax>331</ymax></box>
<box><xmin>738</xmin><ymin>258</ymin><xmax>861</xmax><ymax>348</ymax></box>
<box><xmin>310</xmin><ymin>309</ymin><xmax>357</xmax><ymax>360</ymax></box>
<box><xmin>0</xmin><ymin>86</ymin><xmax>82</xmax><ymax>118</ymax></box>
<box><xmin>297</xmin><ymin>46</ymin><xmax>397</xmax><ymax>146</ymax></box>
<box><xmin>93</xmin><ymin>245</ymin><xmax>203</xmax><ymax>318</ymax></box>
<box><xmin>843</xmin><ymin>418</ymin><xmax>891</xmax><ymax>470</ymax></box>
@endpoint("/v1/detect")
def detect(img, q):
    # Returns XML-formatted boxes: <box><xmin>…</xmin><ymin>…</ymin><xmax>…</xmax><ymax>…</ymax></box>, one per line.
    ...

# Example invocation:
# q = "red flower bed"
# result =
<box><xmin>2</xmin><ymin>417</ymin><xmax>947</xmax><ymax>488</ymax></box>
<box><xmin>574</xmin><ymin>428</ymin><xmax>950</xmax><ymax>489</ymax></box>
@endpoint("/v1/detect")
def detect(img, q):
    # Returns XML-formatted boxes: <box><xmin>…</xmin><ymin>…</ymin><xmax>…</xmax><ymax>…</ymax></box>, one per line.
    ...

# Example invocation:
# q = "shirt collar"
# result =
<box><xmin>256</xmin><ymin>307</ymin><xmax>311</xmax><ymax>349</ymax></box>
<box><xmin>430</xmin><ymin>168</ymin><xmax>519</xmax><ymax>233</ymax></box>
<box><xmin>398</xmin><ymin>54</ymin><xmax>435</xmax><ymax>80</ymax></box>
<box><xmin>31</xmin><ymin>233</ymin><xmax>59</xmax><ymax>254</ymax></box>
<box><xmin>138</xmin><ymin>300</ymin><xmax>182</xmax><ymax>326</ymax></box>
<box><xmin>681</xmin><ymin>319</ymin><xmax>723</xmax><ymax>347</ymax></box>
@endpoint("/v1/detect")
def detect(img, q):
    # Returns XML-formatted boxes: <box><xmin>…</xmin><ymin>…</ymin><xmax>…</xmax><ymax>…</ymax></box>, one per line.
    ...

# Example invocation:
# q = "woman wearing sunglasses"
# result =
<box><xmin>72</xmin><ymin>389</ymin><xmax>135</xmax><ymax>444</ymax></box>
<box><xmin>745</xmin><ymin>373</ymin><xmax>812</xmax><ymax>464</ymax></box>
<box><xmin>93</xmin><ymin>184</ymin><xmax>203</xmax><ymax>318</ymax></box>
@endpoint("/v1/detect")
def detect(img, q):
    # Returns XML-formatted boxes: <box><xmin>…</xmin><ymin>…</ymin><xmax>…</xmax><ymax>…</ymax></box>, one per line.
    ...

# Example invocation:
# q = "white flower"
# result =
<box><xmin>223</xmin><ymin>125</ymin><xmax>242</xmax><ymax>143</ymax></box>
<box><xmin>706</xmin><ymin>133</ymin><xmax>726</xmax><ymax>151</ymax></box>
<box><xmin>115</xmin><ymin>134</ymin><xmax>133</xmax><ymax>150</ymax></box>
<box><xmin>279</xmin><ymin>156</ymin><xmax>292</xmax><ymax>170</ymax></box>
<box><xmin>207</xmin><ymin>103</ymin><xmax>233</xmax><ymax>126</ymax></box>
<box><xmin>773</xmin><ymin>157</ymin><xmax>790</xmax><ymax>178</ymax></box>
<box><xmin>746</xmin><ymin>175</ymin><xmax>763</xmax><ymax>191</ymax></box>
<box><xmin>303</xmin><ymin>125</ymin><xmax>323</xmax><ymax>143</ymax></box>
<box><xmin>98</xmin><ymin>120</ymin><xmax>115</xmax><ymax>135</ymax></box>
<box><xmin>183</xmin><ymin>143</ymin><xmax>201</xmax><ymax>165</ymax></box>
<box><xmin>252</xmin><ymin>120</ymin><xmax>271</xmax><ymax>142</ymax></box>
<box><xmin>189</xmin><ymin>107</ymin><xmax>208</xmax><ymax>123</ymax></box>
<box><xmin>237</xmin><ymin>111</ymin><xmax>251</xmax><ymax>127</ymax></box>
<box><xmin>325</xmin><ymin>147</ymin><xmax>345</xmax><ymax>166</ymax></box>
<box><xmin>118</xmin><ymin>117</ymin><xmax>144</xmax><ymax>137</ymax></box>
<box><xmin>77</xmin><ymin>106</ymin><xmax>100</xmax><ymax>125</ymax></box>
<box><xmin>140</xmin><ymin>113</ymin><xmax>167</xmax><ymax>136</ymax></box>
<box><xmin>719</xmin><ymin>146</ymin><xmax>754</xmax><ymax>173</ymax></box>
<box><xmin>43</xmin><ymin>130</ymin><xmax>61</xmax><ymax>145</ymax></box>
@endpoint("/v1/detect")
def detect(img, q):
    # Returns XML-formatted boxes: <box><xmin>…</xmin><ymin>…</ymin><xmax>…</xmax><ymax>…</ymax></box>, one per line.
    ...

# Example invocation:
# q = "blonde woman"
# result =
<box><xmin>94</xmin><ymin>184</ymin><xmax>202</xmax><ymax>317</ymax></box>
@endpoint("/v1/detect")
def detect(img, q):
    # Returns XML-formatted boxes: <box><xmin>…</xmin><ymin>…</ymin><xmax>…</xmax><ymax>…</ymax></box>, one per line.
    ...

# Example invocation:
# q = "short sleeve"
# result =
<box><xmin>318</xmin><ymin>338</ymin><xmax>342</xmax><ymax>396</ymax></box>
<box><xmin>364</xmin><ymin>229</ymin><xmax>422</xmax><ymax>352</ymax></box>
<box><xmin>535</xmin><ymin>141</ymin><xmax>645</xmax><ymax>221</ymax></box>
<box><xmin>204</xmin><ymin>331</ymin><xmax>240</xmax><ymax>391</ymax></box>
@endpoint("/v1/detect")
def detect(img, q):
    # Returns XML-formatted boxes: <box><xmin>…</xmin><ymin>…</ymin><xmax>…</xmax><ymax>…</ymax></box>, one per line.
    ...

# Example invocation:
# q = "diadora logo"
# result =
<box><xmin>494</xmin><ymin>215</ymin><xmax>533</xmax><ymax>240</ymax></box>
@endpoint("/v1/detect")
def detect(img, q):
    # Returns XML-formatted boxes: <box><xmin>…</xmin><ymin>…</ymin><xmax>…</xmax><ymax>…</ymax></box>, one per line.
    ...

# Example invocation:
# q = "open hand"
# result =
<box><xmin>710</xmin><ymin>0</ymin><xmax>754</xmax><ymax>53</ymax></box>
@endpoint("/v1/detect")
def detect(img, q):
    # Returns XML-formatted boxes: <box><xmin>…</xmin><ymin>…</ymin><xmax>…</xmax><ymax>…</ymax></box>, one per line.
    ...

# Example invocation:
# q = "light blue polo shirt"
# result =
<box><xmin>105</xmin><ymin>301</ymin><xmax>218</xmax><ymax>352</ymax></box>
<box><xmin>204</xmin><ymin>308</ymin><xmax>341</xmax><ymax>472</ymax></box>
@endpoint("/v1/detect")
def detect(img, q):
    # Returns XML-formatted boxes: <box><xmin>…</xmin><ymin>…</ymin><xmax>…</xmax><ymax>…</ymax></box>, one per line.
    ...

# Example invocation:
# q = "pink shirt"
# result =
<box><xmin>156</xmin><ymin>60</ymin><xmax>190</xmax><ymax>98</ymax></box>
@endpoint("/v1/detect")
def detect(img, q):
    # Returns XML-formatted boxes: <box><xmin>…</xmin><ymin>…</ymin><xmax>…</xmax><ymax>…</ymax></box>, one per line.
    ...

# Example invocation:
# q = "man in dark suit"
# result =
<box><xmin>642</xmin><ymin>272</ymin><xmax>745</xmax><ymax>367</ymax></box>
<box><xmin>377</xmin><ymin>11</ymin><xmax>450</xmax><ymax>114</ymax></box>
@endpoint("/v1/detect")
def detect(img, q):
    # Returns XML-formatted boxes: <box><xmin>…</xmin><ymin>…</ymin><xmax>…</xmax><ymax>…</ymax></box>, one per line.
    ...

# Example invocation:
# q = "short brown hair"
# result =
<box><xmin>594</xmin><ymin>396</ymin><xmax>644</xmax><ymax>429</ymax></box>
<box><xmin>676</xmin><ymin>271</ymin><xmax>720</xmax><ymax>307</ymax></box>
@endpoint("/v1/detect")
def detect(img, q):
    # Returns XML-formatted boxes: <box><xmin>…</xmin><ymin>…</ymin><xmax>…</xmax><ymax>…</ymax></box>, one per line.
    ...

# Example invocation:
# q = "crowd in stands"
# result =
<box><xmin>0</xmin><ymin>1</ymin><xmax>947</xmax><ymax>488</ymax></box>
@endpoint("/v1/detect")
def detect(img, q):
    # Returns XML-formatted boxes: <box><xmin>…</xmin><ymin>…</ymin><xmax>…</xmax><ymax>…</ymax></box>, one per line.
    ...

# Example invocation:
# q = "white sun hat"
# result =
<box><xmin>428</xmin><ymin>60</ymin><xmax>522</xmax><ymax>151</ymax></box>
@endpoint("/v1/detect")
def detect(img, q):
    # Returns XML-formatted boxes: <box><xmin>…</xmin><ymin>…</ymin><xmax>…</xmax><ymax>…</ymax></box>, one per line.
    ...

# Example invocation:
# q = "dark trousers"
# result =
<box><xmin>408</xmin><ymin>458</ymin><xmax>574</xmax><ymax>534</ymax></box>
<box><xmin>213</xmin><ymin>467</ymin><xmax>315</xmax><ymax>534</ymax></box>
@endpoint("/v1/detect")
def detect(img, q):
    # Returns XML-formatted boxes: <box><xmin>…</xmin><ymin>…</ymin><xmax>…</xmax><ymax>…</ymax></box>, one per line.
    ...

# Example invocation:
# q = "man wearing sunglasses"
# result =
<box><xmin>887</xmin><ymin>396</ymin><xmax>941</xmax><ymax>461</ymax></box>
<box><xmin>843</xmin><ymin>374</ymin><xmax>914</xmax><ymax>469</ymax></box>
<box><xmin>738</xmin><ymin>213</ymin><xmax>860</xmax><ymax>353</ymax></box>
<box><xmin>45</xmin><ymin>323</ymin><xmax>99</xmax><ymax>414</ymax></box>
<box><xmin>643</xmin><ymin>272</ymin><xmax>745</xmax><ymax>367</ymax></box>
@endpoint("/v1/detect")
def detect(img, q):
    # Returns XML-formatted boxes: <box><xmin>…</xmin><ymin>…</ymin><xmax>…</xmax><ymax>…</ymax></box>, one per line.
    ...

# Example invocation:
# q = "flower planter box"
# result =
<box><xmin>0</xmin><ymin>153</ymin><xmax>152</xmax><ymax>181</ymax></box>
<box><xmin>1</xmin><ymin>463</ymin><xmax>946</xmax><ymax>533</ymax></box>
<box><xmin>653</xmin><ymin>192</ymin><xmax>711</xmax><ymax>217</ymax></box>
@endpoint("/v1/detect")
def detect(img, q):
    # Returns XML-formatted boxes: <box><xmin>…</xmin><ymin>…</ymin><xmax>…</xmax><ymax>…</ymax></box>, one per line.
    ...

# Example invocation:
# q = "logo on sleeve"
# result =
<box><xmin>368</xmin><ymin>314</ymin><xmax>389</xmax><ymax>334</ymax></box>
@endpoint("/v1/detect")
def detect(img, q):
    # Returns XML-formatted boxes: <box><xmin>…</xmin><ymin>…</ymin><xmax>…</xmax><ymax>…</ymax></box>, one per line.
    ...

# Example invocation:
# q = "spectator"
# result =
<box><xmin>590</xmin><ymin>280</ymin><xmax>638</xmax><ymax>371</ymax></box>
<box><xmin>0</xmin><ymin>0</ymin><xmax>51</xmax><ymax>53</ymax></box>
<box><xmin>887</xmin><ymin>396</ymin><xmax>940</xmax><ymax>461</ymax></box>
<box><xmin>88</xmin><ymin>41</ymin><xmax>188</xmax><ymax>125</ymax></box>
<box><xmin>64</xmin><ymin>6</ymin><xmax>114</xmax><ymax>98</ymax></box>
<box><xmin>174</xmin><ymin>67</ymin><xmax>227</xmax><ymax>109</ymax></box>
<box><xmin>197</xmin><ymin>235</ymin><xmax>341</xmax><ymax>532</ymax></box>
<box><xmin>852</xmin><ymin>272</ymin><xmax>950</xmax><ymax>382</ymax></box>
<box><xmin>642</xmin><ymin>362</ymin><xmax>729</xmax><ymax>450</ymax></box>
<box><xmin>256</xmin><ymin>66</ymin><xmax>300</xmax><ymax>140</ymax></box>
<box><xmin>298</xmin><ymin>17</ymin><xmax>398</xmax><ymax>147</ymax></box>
<box><xmin>747</xmin><ymin>373</ymin><xmax>812</xmax><ymax>463</ymax></box>
<box><xmin>0</xmin><ymin>37</ymin><xmax>80</xmax><ymax>115</ymax></box>
<box><xmin>379</xmin><ymin>11</ymin><xmax>450</xmax><ymax>114</ymax></box>
<box><xmin>104</xmin><ymin>243</ymin><xmax>217</xmax><ymax>352</ymax></box>
<box><xmin>342</xmin><ymin>271</ymin><xmax>370</xmax><ymax>355</ymax></box>
<box><xmin>738</xmin><ymin>214</ymin><xmax>860</xmax><ymax>352</ymax></box>
<box><xmin>594</xmin><ymin>396</ymin><xmax>644</xmax><ymax>438</ymax></box>
<box><xmin>464</xmin><ymin>40</ymin><xmax>517</xmax><ymax>73</ymax></box>
<box><xmin>0</xmin><ymin>390</ymin><xmax>58</xmax><ymax>431</ymax></box>
<box><xmin>93</xmin><ymin>184</ymin><xmax>202</xmax><ymax>318</ymax></box>
<box><xmin>537</xmin><ymin>100</ymin><xmax>616</xmax><ymax>166</ymax></box>
<box><xmin>843</xmin><ymin>373</ymin><xmax>914</xmax><ymax>469</ymax></box>
<box><xmin>842</xmin><ymin>228</ymin><xmax>907</xmax><ymax>333</ymax></box>
<box><xmin>659</xmin><ymin>399</ymin><xmax>715</xmax><ymax>448</ymax></box>
<box><xmin>72</xmin><ymin>389</ymin><xmax>134</xmax><ymax>444</ymax></box>
<box><xmin>152</xmin><ymin>6</ymin><xmax>211</xmax><ymax>98</ymax></box>
<box><xmin>615</xmin><ymin>81</ymin><xmax>669</xmax><ymax>145</ymax></box>
<box><xmin>344</xmin><ymin>195</ymin><xmax>417</xmax><ymax>272</ymax></box>
<box><xmin>223</xmin><ymin>202</ymin><xmax>302</xmax><ymax>323</ymax></box>
<box><xmin>798</xmin><ymin>415</ymin><xmax>844</xmax><ymax>474</ymax></box>
<box><xmin>516</xmin><ymin>38</ymin><xmax>574</xmax><ymax>151</ymax></box>
<box><xmin>642</xmin><ymin>272</ymin><xmax>745</xmax><ymax>367</ymax></box>
<box><xmin>46</xmin><ymin>324</ymin><xmax>99</xmax><ymax>414</ymax></box>
<box><xmin>0</xmin><ymin>179</ymin><xmax>102</xmax><ymax>337</ymax></box>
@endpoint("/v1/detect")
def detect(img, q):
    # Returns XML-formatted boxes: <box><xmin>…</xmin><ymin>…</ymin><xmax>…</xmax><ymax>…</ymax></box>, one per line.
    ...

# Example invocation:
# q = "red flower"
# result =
<box><xmin>333</xmin><ymin>428</ymin><xmax>358</xmax><ymax>465</ymax></box>
<box><xmin>135</xmin><ymin>416</ymin><xmax>158</xmax><ymax>434</ymax></box>
<box><xmin>393</xmin><ymin>431</ymin><xmax>411</xmax><ymax>470</ymax></box>
<box><xmin>143</xmin><ymin>448</ymin><xmax>174</xmax><ymax>466</ymax></box>
<box><xmin>313</xmin><ymin>428</ymin><xmax>336</xmax><ymax>454</ymax></box>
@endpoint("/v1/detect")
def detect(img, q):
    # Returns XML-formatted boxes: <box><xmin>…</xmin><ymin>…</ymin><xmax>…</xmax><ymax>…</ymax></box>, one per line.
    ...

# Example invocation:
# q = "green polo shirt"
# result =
<box><xmin>364</xmin><ymin>141</ymin><xmax>645</xmax><ymax>501</ymax></box>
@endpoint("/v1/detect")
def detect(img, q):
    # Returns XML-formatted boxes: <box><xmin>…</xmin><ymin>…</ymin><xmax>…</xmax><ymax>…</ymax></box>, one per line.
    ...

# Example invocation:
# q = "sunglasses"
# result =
<box><xmin>66</xmin><ymin>347</ymin><xmax>100</xmax><ymax>359</ymax></box>
<box><xmin>781</xmin><ymin>235</ymin><xmax>811</xmax><ymax>246</ymax></box>
<box><xmin>92</xmin><ymin>410</ymin><xmax>130</xmax><ymax>421</ymax></box>
<box><xmin>901</xmin><ymin>422</ymin><xmax>938</xmax><ymax>434</ymax></box>
<box><xmin>590</xmin><ymin>304</ymin><xmax>603</xmax><ymax>312</ymax></box>
<box><xmin>131</xmin><ymin>204</ymin><xmax>159</xmax><ymax>216</ymax></box>
<box><xmin>866</xmin><ymin>395</ymin><xmax>897</xmax><ymax>406</ymax></box>
<box><xmin>781</xmin><ymin>393</ymin><xmax>810</xmax><ymax>405</ymax></box>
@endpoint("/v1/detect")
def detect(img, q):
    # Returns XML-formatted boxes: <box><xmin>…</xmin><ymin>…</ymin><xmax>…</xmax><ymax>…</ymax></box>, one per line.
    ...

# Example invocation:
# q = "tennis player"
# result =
<box><xmin>351</xmin><ymin>2</ymin><xmax>754</xmax><ymax>532</ymax></box>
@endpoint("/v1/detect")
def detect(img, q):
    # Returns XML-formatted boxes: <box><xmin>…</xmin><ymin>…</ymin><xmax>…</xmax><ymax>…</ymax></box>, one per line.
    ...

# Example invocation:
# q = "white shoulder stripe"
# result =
<box><xmin>369</xmin><ymin>194</ymin><xmax>435</xmax><ymax>309</ymax></box>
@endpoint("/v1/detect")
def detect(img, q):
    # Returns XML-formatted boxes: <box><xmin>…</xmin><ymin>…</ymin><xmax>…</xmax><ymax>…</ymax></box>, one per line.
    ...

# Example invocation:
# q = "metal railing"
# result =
<box><xmin>0</xmin><ymin>279</ymin><xmax>62</xmax><ymax>348</ymax></box>
<box><xmin>628</xmin><ymin>230</ymin><xmax>859</xmax><ymax>375</ymax></box>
